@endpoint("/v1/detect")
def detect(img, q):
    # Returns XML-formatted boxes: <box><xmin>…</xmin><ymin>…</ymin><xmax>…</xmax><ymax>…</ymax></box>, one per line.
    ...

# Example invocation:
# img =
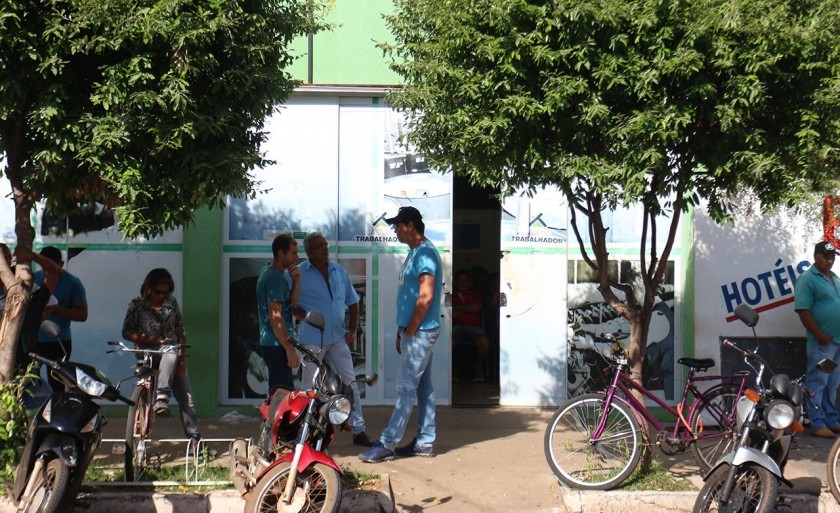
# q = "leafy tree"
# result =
<box><xmin>383</xmin><ymin>0</ymin><xmax>840</xmax><ymax>393</ymax></box>
<box><xmin>0</xmin><ymin>0</ymin><xmax>326</xmax><ymax>382</ymax></box>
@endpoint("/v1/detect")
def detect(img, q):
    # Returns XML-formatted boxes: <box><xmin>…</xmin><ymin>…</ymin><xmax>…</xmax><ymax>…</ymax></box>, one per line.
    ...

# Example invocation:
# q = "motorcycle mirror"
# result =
<box><xmin>733</xmin><ymin>304</ymin><xmax>759</xmax><ymax>327</ymax></box>
<box><xmin>304</xmin><ymin>311</ymin><xmax>326</xmax><ymax>332</ymax></box>
<box><xmin>817</xmin><ymin>358</ymin><xmax>838</xmax><ymax>374</ymax></box>
<box><xmin>365</xmin><ymin>373</ymin><xmax>379</xmax><ymax>387</ymax></box>
<box><xmin>40</xmin><ymin>319</ymin><xmax>61</xmax><ymax>338</ymax></box>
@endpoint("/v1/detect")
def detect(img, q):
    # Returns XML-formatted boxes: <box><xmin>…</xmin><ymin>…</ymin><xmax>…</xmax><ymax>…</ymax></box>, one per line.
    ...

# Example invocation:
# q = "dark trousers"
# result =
<box><xmin>261</xmin><ymin>345</ymin><xmax>295</xmax><ymax>395</ymax></box>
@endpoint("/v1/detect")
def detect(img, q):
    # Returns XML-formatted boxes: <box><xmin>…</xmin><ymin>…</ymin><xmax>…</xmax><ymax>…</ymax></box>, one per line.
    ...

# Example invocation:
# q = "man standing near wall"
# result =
<box><xmin>34</xmin><ymin>246</ymin><xmax>87</xmax><ymax>365</ymax></box>
<box><xmin>294</xmin><ymin>231</ymin><xmax>372</xmax><ymax>446</ymax></box>
<box><xmin>794</xmin><ymin>241</ymin><xmax>840</xmax><ymax>439</ymax></box>
<box><xmin>256</xmin><ymin>234</ymin><xmax>302</xmax><ymax>393</ymax></box>
<box><xmin>360</xmin><ymin>206</ymin><xmax>443</xmax><ymax>463</ymax></box>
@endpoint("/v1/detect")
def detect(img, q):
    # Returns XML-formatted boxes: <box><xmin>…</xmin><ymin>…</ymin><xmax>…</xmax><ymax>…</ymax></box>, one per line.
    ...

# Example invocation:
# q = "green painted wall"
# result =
<box><xmin>182</xmin><ymin>206</ymin><xmax>224</xmax><ymax>415</ymax></box>
<box><xmin>287</xmin><ymin>0</ymin><xmax>399</xmax><ymax>85</ymax></box>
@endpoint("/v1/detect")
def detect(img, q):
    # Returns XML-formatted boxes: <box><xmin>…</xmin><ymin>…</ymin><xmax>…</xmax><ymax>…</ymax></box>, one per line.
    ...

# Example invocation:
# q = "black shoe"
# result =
<box><xmin>395</xmin><ymin>438</ymin><xmax>435</xmax><ymax>458</ymax></box>
<box><xmin>353</xmin><ymin>432</ymin><xmax>374</xmax><ymax>447</ymax></box>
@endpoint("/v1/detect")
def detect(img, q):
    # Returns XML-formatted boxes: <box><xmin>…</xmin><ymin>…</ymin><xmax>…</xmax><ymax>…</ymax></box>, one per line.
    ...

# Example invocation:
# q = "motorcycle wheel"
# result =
<box><xmin>693</xmin><ymin>463</ymin><xmax>777</xmax><ymax>513</ymax></box>
<box><xmin>544</xmin><ymin>393</ymin><xmax>642</xmax><ymax>490</ymax></box>
<box><xmin>244</xmin><ymin>461</ymin><xmax>343</xmax><ymax>513</ymax></box>
<box><xmin>19</xmin><ymin>457</ymin><xmax>70</xmax><ymax>513</ymax></box>
<box><xmin>827</xmin><ymin>436</ymin><xmax>840</xmax><ymax>504</ymax></box>
<box><xmin>689</xmin><ymin>386</ymin><xmax>740</xmax><ymax>473</ymax></box>
<box><xmin>124</xmin><ymin>386</ymin><xmax>149</xmax><ymax>482</ymax></box>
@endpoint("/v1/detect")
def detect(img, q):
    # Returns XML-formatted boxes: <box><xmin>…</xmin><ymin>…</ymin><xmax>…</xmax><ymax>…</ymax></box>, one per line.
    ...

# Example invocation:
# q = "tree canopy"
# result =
<box><xmin>383</xmin><ymin>0</ymin><xmax>840</xmax><ymax>388</ymax></box>
<box><xmin>0</xmin><ymin>0</ymin><xmax>325</xmax><ymax>382</ymax></box>
<box><xmin>1</xmin><ymin>0</ymin><xmax>323</xmax><ymax>239</ymax></box>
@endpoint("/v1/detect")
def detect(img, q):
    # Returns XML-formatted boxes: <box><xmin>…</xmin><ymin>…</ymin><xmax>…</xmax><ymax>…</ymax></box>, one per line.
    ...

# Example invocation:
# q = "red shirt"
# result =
<box><xmin>453</xmin><ymin>290</ymin><xmax>482</xmax><ymax>326</ymax></box>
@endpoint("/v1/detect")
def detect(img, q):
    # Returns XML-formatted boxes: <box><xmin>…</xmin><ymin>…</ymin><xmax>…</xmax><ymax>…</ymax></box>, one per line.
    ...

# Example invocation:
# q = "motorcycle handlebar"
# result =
<box><xmin>28</xmin><ymin>352</ymin><xmax>58</xmax><ymax>369</ymax></box>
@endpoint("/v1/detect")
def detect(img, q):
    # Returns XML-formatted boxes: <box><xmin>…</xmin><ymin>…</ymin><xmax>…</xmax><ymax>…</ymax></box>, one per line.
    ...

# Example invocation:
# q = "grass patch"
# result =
<box><xmin>83</xmin><ymin>458</ymin><xmax>380</xmax><ymax>492</ymax></box>
<box><xmin>620</xmin><ymin>459</ymin><xmax>696</xmax><ymax>491</ymax></box>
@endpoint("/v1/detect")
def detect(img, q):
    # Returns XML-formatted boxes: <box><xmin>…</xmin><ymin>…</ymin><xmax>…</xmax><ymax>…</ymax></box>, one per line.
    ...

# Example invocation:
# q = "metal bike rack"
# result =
<box><xmin>98</xmin><ymin>437</ymin><xmax>236</xmax><ymax>485</ymax></box>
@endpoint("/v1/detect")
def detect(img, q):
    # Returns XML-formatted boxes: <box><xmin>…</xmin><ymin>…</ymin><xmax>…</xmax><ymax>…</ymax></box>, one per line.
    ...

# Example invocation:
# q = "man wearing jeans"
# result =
<box><xmin>795</xmin><ymin>241</ymin><xmax>840</xmax><ymax>438</ymax></box>
<box><xmin>360</xmin><ymin>206</ymin><xmax>443</xmax><ymax>462</ymax></box>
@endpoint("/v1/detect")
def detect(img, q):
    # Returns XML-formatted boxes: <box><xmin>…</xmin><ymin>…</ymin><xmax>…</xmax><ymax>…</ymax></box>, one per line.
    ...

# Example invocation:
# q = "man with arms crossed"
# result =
<box><xmin>360</xmin><ymin>206</ymin><xmax>443</xmax><ymax>462</ymax></box>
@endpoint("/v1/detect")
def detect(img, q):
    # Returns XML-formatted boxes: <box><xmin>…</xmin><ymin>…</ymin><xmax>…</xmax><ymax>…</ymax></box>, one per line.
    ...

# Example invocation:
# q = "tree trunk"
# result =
<box><xmin>0</xmin><ymin>187</ymin><xmax>36</xmax><ymax>384</ymax></box>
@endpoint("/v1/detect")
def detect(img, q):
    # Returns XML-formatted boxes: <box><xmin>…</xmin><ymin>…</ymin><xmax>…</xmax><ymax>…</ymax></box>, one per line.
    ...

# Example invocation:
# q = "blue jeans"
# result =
<box><xmin>302</xmin><ymin>341</ymin><xmax>366</xmax><ymax>434</ymax></box>
<box><xmin>380</xmin><ymin>327</ymin><xmax>439</xmax><ymax>450</ymax></box>
<box><xmin>805</xmin><ymin>342</ymin><xmax>840</xmax><ymax>430</ymax></box>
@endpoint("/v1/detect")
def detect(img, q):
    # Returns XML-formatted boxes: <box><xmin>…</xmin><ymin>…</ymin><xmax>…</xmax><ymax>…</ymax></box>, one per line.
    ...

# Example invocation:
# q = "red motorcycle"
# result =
<box><xmin>230</xmin><ymin>311</ymin><xmax>377</xmax><ymax>513</ymax></box>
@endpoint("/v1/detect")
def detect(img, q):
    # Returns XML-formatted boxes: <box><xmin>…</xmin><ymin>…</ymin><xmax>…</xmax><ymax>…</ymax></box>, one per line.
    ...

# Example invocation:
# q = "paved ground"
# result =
<box><xmin>4</xmin><ymin>405</ymin><xmax>840</xmax><ymax>512</ymax></box>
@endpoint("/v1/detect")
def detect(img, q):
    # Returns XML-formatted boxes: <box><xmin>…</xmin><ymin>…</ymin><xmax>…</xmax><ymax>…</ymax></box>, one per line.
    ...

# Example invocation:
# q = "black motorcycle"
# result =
<box><xmin>693</xmin><ymin>305</ymin><xmax>831</xmax><ymax>513</ymax></box>
<box><xmin>9</xmin><ymin>320</ymin><xmax>134</xmax><ymax>513</ymax></box>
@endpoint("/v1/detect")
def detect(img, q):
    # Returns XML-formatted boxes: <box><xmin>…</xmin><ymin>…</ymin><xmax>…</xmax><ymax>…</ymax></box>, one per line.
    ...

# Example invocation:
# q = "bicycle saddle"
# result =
<box><xmin>677</xmin><ymin>357</ymin><xmax>715</xmax><ymax>370</ymax></box>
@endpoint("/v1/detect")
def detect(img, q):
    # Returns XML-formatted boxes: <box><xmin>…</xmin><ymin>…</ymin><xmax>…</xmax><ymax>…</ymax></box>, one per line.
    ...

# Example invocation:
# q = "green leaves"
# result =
<box><xmin>385</xmin><ymin>0</ymin><xmax>840</xmax><ymax>219</ymax></box>
<box><xmin>0</xmin><ymin>364</ymin><xmax>37</xmax><ymax>483</ymax></box>
<box><xmin>1</xmin><ymin>0</ymin><xmax>325</xmax><ymax>239</ymax></box>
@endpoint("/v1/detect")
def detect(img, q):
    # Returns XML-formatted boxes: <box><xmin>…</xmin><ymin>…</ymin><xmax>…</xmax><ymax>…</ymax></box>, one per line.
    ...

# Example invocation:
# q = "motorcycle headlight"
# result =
<box><xmin>324</xmin><ymin>395</ymin><xmax>352</xmax><ymax>425</ymax></box>
<box><xmin>76</xmin><ymin>368</ymin><xmax>108</xmax><ymax>397</ymax></box>
<box><xmin>765</xmin><ymin>399</ymin><xmax>796</xmax><ymax>430</ymax></box>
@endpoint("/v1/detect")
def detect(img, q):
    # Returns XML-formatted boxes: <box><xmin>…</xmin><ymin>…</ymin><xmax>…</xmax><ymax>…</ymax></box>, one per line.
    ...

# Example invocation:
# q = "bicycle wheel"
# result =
<box><xmin>689</xmin><ymin>386</ymin><xmax>740</xmax><ymax>473</ymax></box>
<box><xmin>125</xmin><ymin>385</ymin><xmax>151</xmax><ymax>482</ymax></box>
<box><xmin>544</xmin><ymin>393</ymin><xmax>642</xmax><ymax>490</ymax></box>
<box><xmin>828</xmin><ymin>436</ymin><xmax>840</xmax><ymax>504</ymax></box>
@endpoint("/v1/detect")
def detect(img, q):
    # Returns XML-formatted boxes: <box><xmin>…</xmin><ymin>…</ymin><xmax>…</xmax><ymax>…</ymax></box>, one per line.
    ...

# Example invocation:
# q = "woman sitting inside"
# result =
<box><xmin>452</xmin><ymin>269</ymin><xmax>490</xmax><ymax>383</ymax></box>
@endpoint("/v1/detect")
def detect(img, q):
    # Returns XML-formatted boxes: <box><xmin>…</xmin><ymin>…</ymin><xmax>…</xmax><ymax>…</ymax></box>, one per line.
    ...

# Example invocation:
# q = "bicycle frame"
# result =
<box><xmin>593</xmin><ymin>363</ymin><xmax>748</xmax><ymax>445</ymax></box>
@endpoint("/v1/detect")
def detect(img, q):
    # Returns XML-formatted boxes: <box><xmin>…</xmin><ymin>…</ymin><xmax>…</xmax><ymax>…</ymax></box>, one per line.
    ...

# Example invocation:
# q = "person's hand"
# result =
<box><xmin>345</xmin><ymin>330</ymin><xmax>356</xmax><ymax>346</ymax></box>
<box><xmin>247</xmin><ymin>351</ymin><xmax>269</xmax><ymax>381</ymax></box>
<box><xmin>289</xmin><ymin>263</ymin><xmax>301</xmax><ymax>282</ymax></box>
<box><xmin>285</xmin><ymin>346</ymin><xmax>301</xmax><ymax>368</ymax></box>
<box><xmin>818</xmin><ymin>333</ymin><xmax>834</xmax><ymax>346</ymax></box>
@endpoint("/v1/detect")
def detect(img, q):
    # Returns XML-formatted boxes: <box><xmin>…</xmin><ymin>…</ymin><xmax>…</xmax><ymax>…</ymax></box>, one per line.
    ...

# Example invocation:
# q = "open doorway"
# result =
<box><xmin>451</xmin><ymin>175</ymin><xmax>501</xmax><ymax>406</ymax></box>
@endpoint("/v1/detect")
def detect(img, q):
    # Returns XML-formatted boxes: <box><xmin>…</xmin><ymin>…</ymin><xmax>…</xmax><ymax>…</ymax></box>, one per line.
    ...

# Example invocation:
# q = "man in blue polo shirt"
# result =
<box><xmin>293</xmin><ymin>231</ymin><xmax>372</xmax><ymax>447</ymax></box>
<box><xmin>794</xmin><ymin>241</ymin><xmax>840</xmax><ymax>438</ymax></box>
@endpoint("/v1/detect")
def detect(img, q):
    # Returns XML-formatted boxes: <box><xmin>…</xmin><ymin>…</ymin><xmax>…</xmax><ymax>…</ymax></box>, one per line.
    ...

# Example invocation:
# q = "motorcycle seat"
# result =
<box><xmin>677</xmin><ymin>357</ymin><xmax>715</xmax><ymax>371</ymax></box>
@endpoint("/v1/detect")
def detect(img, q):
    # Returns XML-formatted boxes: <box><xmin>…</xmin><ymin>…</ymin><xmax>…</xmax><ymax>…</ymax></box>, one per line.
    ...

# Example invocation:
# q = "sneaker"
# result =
<box><xmin>395</xmin><ymin>438</ymin><xmax>435</xmax><ymax>458</ymax></box>
<box><xmin>359</xmin><ymin>442</ymin><xmax>394</xmax><ymax>463</ymax></box>
<box><xmin>154</xmin><ymin>399</ymin><xmax>171</xmax><ymax>417</ymax></box>
<box><xmin>352</xmin><ymin>432</ymin><xmax>374</xmax><ymax>447</ymax></box>
<box><xmin>831</xmin><ymin>425</ymin><xmax>840</xmax><ymax>434</ymax></box>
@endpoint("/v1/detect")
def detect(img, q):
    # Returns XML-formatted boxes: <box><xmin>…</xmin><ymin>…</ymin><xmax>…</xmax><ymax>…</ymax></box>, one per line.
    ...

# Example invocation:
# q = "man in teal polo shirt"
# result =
<box><xmin>795</xmin><ymin>241</ymin><xmax>840</xmax><ymax>438</ymax></box>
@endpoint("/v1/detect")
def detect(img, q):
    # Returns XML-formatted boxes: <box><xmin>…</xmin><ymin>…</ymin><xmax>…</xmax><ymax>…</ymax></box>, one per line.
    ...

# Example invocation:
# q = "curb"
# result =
<box><xmin>1</xmin><ymin>474</ymin><xmax>395</xmax><ymax>513</ymax></box>
<box><xmin>559</xmin><ymin>489</ymin><xmax>840</xmax><ymax>513</ymax></box>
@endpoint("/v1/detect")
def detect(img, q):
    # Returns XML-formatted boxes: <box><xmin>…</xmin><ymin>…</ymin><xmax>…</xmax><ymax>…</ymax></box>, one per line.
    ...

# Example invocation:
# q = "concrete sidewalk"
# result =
<box><xmin>2</xmin><ymin>406</ymin><xmax>840</xmax><ymax>512</ymax></box>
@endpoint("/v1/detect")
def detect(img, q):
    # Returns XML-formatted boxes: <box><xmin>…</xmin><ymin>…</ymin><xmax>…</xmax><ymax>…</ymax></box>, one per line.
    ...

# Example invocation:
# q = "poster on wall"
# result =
<box><xmin>566</xmin><ymin>260</ymin><xmax>676</xmax><ymax>400</ymax></box>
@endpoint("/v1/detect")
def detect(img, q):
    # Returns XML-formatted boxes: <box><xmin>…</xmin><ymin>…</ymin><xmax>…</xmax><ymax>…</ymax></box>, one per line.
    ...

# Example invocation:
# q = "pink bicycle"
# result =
<box><xmin>544</xmin><ymin>333</ymin><xmax>748</xmax><ymax>490</ymax></box>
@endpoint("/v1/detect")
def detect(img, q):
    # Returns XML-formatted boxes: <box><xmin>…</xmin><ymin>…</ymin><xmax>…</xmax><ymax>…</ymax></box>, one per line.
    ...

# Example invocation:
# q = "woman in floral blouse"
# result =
<box><xmin>122</xmin><ymin>268</ymin><xmax>200</xmax><ymax>441</ymax></box>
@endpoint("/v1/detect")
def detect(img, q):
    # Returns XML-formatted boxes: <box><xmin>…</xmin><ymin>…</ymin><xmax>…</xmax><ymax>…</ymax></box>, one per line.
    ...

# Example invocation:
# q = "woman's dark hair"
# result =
<box><xmin>141</xmin><ymin>268</ymin><xmax>175</xmax><ymax>298</ymax></box>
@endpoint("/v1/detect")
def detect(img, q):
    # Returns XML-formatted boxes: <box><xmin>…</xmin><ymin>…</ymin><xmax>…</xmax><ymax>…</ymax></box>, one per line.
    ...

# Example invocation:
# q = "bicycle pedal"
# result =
<box><xmin>112</xmin><ymin>444</ymin><xmax>126</xmax><ymax>456</ymax></box>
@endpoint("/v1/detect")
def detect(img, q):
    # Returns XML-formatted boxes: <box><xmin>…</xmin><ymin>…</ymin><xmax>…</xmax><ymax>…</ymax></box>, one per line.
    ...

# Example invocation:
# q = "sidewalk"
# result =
<box><xmin>2</xmin><ymin>406</ymin><xmax>839</xmax><ymax>512</ymax></box>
